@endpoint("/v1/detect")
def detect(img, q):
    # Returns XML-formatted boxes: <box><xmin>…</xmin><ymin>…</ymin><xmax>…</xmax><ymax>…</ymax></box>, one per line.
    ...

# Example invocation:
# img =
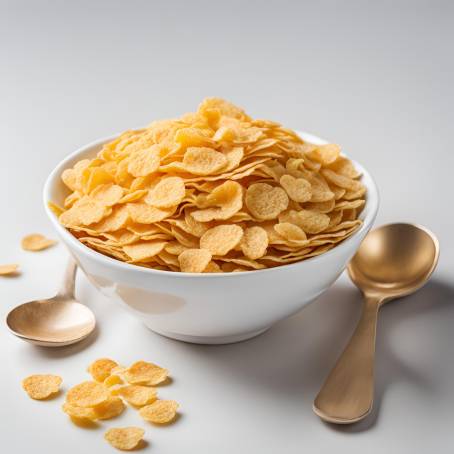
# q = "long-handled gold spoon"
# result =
<box><xmin>313</xmin><ymin>223</ymin><xmax>439</xmax><ymax>424</ymax></box>
<box><xmin>6</xmin><ymin>259</ymin><xmax>96</xmax><ymax>347</ymax></box>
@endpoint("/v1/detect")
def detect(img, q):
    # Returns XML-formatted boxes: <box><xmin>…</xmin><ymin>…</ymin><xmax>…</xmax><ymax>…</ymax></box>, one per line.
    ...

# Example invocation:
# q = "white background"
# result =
<box><xmin>1</xmin><ymin>1</ymin><xmax>453</xmax><ymax>452</ymax></box>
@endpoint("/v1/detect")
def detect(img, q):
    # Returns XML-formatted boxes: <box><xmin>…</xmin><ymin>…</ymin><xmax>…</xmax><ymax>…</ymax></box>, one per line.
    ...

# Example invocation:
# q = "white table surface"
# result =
<box><xmin>1</xmin><ymin>1</ymin><xmax>453</xmax><ymax>452</ymax></box>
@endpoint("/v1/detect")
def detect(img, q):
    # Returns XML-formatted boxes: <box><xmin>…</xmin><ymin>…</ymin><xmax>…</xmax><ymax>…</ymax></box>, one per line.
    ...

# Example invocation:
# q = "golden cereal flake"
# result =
<box><xmin>22</xmin><ymin>374</ymin><xmax>62</xmax><ymax>400</ymax></box>
<box><xmin>139</xmin><ymin>400</ymin><xmax>179</xmax><ymax>424</ymax></box>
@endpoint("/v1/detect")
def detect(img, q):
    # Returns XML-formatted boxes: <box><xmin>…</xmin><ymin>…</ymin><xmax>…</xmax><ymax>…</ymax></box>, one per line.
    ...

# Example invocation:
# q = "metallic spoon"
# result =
<box><xmin>6</xmin><ymin>259</ymin><xmax>96</xmax><ymax>347</ymax></box>
<box><xmin>313</xmin><ymin>223</ymin><xmax>439</xmax><ymax>424</ymax></box>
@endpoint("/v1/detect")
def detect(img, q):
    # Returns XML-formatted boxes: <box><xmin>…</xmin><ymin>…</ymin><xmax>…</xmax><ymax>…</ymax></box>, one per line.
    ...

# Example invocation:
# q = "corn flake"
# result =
<box><xmin>104</xmin><ymin>374</ymin><xmax>124</xmax><ymax>388</ymax></box>
<box><xmin>200</xmin><ymin>224</ymin><xmax>243</xmax><ymax>256</ymax></box>
<box><xmin>307</xmin><ymin>144</ymin><xmax>340</xmax><ymax>165</ymax></box>
<box><xmin>245</xmin><ymin>183</ymin><xmax>289</xmax><ymax>220</ymax></box>
<box><xmin>21</xmin><ymin>234</ymin><xmax>57</xmax><ymax>251</ymax></box>
<box><xmin>60</xmin><ymin>197</ymin><xmax>111</xmax><ymax>226</ymax></box>
<box><xmin>279</xmin><ymin>175</ymin><xmax>312</xmax><ymax>203</ymax></box>
<box><xmin>274</xmin><ymin>223</ymin><xmax>308</xmax><ymax>242</ymax></box>
<box><xmin>139</xmin><ymin>399</ymin><xmax>179</xmax><ymax>424</ymax></box>
<box><xmin>145</xmin><ymin>176</ymin><xmax>185</xmax><ymax>208</ymax></box>
<box><xmin>88</xmin><ymin>358</ymin><xmax>118</xmax><ymax>382</ymax></box>
<box><xmin>62</xmin><ymin>402</ymin><xmax>98</xmax><ymax>420</ymax></box>
<box><xmin>279</xmin><ymin>209</ymin><xmax>330</xmax><ymax>234</ymax></box>
<box><xmin>127</xmin><ymin>146</ymin><xmax>160</xmax><ymax>177</ymax></box>
<box><xmin>124</xmin><ymin>361</ymin><xmax>169</xmax><ymax>386</ymax></box>
<box><xmin>182</xmin><ymin>147</ymin><xmax>227</xmax><ymax>175</ymax></box>
<box><xmin>240</xmin><ymin>226</ymin><xmax>268</xmax><ymax>259</ymax></box>
<box><xmin>94</xmin><ymin>396</ymin><xmax>126</xmax><ymax>420</ymax></box>
<box><xmin>178</xmin><ymin>248</ymin><xmax>212</xmax><ymax>273</ymax></box>
<box><xmin>104</xmin><ymin>427</ymin><xmax>145</xmax><ymax>451</ymax></box>
<box><xmin>91</xmin><ymin>183</ymin><xmax>124</xmax><ymax>206</ymax></box>
<box><xmin>123</xmin><ymin>241</ymin><xmax>167</xmax><ymax>262</ymax></box>
<box><xmin>66</xmin><ymin>381</ymin><xmax>109</xmax><ymax>407</ymax></box>
<box><xmin>22</xmin><ymin>374</ymin><xmax>62</xmax><ymax>400</ymax></box>
<box><xmin>127</xmin><ymin>202</ymin><xmax>175</xmax><ymax>224</ymax></box>
<box><xmin>118</xmin><ymin>385</ymin><xmax>157</xmax><ymax>407</ymax></box>
<box><xmin>0</xmin><ymin>264</ymin><xmax>19</xmax><ymax>275</ymax></box>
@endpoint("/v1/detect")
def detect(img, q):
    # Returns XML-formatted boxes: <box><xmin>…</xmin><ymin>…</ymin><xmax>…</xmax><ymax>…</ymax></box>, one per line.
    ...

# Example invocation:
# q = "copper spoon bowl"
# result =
<box><xmin>6</xmin><ymin>259</ymin><xmax>96</xmax><ymax>347</ymax></box>
<box><xmin>313</xmin><ymin>223</ymin><xmax>439</xmax><ymax>424</ymax></box>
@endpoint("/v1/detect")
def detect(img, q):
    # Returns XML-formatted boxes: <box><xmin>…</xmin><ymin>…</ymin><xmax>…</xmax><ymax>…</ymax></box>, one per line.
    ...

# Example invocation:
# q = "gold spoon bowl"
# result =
<box><xmin>6</xmin><ymin>260</ymin><xmax>96</xmax><ymax>347</ymax></box>
<box><xmin>313</xmin><ymin>223</ymin><xmax>439</xmax><ymax>424</ymax></box>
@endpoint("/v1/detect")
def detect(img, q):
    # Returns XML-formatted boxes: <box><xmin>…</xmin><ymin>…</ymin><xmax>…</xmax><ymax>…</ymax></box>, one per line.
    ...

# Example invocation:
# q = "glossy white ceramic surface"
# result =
<box><xmin>43</xmin><ymin>132</ymin><xmax>379</xmax><ymax>344</ymax></box>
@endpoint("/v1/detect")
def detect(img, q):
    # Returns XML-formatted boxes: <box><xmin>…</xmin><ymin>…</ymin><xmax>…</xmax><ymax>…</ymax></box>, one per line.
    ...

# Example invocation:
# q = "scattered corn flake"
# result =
<box><xmin>22</xmin><ymin>374</ymin><xmax>62</xmax><ymax>400</ymax></box>
<box><xmin>139</xmin><ymin>400</ymin><xmax>179</xmax><ymax>424</ymax></box>
<box><xmin>0</xmin><ymin>264</ymin><xmax>19</xmax><ymax>275</ymax></box>
<box><xmin>124</xmin><ymin>361</ymin><xmax>169</xmax><ymax>386</ymax></box>
<box><xmin>118</xmin><ymin>385</ymin><xmax>157</xmax><ymax>407</ymax></box>
<box><xmin>21</xmin><ymin>234</ymin><xmax>57</xmax><ymax>251</ymax></box>
<box><xmin>93</xmin><ymin>396</ymin><xmax>126</xmax><ymax>420</ymax></box>
<box><xmin>62</xmin><ymin>402</ymin><xmax>98</xmax><ymax>420</ymax></box>
<box><xmin>88</xmin><ymin>358</ymin><xmax>118</xmax><ymax>382</ymax></box>
<box><xmin>111</xmin><ymin>365</ymin><xmax>128</xmax><ymax>375</ymax></box>
<box><xmin>66</xmin><ymin>381</ymin><xmax>109</xmax><ymax>408</ymax></box>
<box><xmin>109</xmin><ymin>384</ymin><xmax>126</xmax><ymax>396</ymax></box>
<box><xmin>104</xmin><ymin>427</ymin><xmax>145</xmax><ymax>451</ymax></box>
<box><xmin>104</xmin><ymin>374</ymin><xmax>124</xmax><ymax>388</ymax></box>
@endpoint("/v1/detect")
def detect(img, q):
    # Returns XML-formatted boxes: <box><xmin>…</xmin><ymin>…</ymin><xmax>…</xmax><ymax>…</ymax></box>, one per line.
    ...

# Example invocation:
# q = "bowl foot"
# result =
<box><xmin>144</xmin><ymin>325</ymin><xmax>270</xmax><ymax>345</ymax></box>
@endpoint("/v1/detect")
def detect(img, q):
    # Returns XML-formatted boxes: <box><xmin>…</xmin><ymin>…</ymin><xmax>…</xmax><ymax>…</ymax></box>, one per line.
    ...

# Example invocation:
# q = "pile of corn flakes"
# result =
<box><xmin>53</xmin><ymin>98</ymin><xmax>366</xmax><ymax>272</ymax></box>
<box><xmin>22</xmin><ymin>358</ymin><xmax>179</xmax><ymax>450</ymax></box>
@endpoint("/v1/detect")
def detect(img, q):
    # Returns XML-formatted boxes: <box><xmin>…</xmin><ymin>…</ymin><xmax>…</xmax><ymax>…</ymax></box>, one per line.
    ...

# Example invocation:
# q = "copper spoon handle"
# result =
<box><xmin>56</xmin><ymin>259</ymin><xmax>77</xmax><ymax>299</ymax></box>
<box><xmin>313</xmin><ymin>295</ymin><xmax>382</xmax><ymax>424</ymax></box>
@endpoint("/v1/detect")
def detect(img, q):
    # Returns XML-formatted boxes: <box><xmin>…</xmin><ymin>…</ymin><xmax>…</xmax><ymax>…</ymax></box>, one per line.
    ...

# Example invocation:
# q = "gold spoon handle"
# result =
<box><xmin>313</xmin><ymin>295</ymin><xmax>381</xmax><ymax>424</ymax></box>
<box><xmin>56</xmin><ymin>258</ymin><xmax>77</xmax><ymax>299</ymax></box>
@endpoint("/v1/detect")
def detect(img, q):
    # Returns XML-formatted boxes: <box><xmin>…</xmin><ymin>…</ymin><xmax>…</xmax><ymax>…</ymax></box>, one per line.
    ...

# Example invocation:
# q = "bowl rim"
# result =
<box><xmin>43</xmin><ymin>130</ymin><xmax>379</xmax><ymax>278</ymax></box>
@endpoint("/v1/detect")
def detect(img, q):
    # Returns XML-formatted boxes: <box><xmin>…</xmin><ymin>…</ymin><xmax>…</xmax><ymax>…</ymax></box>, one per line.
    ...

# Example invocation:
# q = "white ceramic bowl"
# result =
<box><xmin>43</xmin><ymin>131</ymin><xmax>379</xmax><ymax>344</ymax></box>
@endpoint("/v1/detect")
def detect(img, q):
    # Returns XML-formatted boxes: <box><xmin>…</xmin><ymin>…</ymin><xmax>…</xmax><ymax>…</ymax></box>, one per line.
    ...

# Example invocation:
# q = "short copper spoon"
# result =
<box><xmin>313</xmin><ymin>223</ymin><xmax>439</xmax><ymax>424</ymax></box>
<box><xmin>6</xmin><ymin>259</ymin><xmax>96</xmax><ymax>347</ymax></box>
